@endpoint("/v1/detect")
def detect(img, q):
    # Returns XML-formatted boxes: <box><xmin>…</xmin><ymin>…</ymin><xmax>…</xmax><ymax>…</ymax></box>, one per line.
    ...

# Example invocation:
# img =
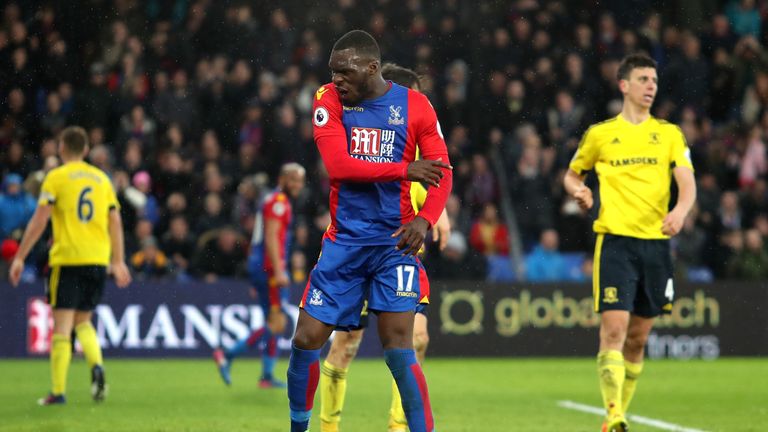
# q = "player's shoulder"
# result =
<box><xmin>274</xmin><ymin>191</ymin><xmax>288</xmax><ymax>202</ymax></box>
<box><xmin>578</xmin><ymin>116</ymin><xmax>619</xmax><ymax>146</ymax></box>
<box><xmin>406</xmin><ymin>87</ymin><xmax>432</xmax><ymax>107</ymax></box>
<box><xmin>313</xmin><ymin>83</ymin><xmax>341</xmax><ymax>128</ymax></box>
<box><xmin>652</xmin><ymin>117</ymin><xmax>684</xmax><ymax>133</ymax></box>
<box><xmin>265</xmin><ymin>190</ymin><xmax>289</xmax><ymax>206</ymax></box>
<box><xmin>314</xmin><ymin>83</ymin><xmax>340</xmax><ymax>105</ymax></box>
<box><xmin>265</xmin><ymin>192</ymin><xmax>290</xmax><ymax>217</ymax></box>
<box><xmin>43</xmin><ymin>164</ymin><xmax>69</xmax><ymax>183</ymax></box>
<box><xmin>85</xmin><ymin>162</ymin><xmax>111</xmax><ymax>180</ymax></box>
<box><xmin>586</xmin><ymin>116</ymin><xmax>621</xmax><ymax>134</ymax></box>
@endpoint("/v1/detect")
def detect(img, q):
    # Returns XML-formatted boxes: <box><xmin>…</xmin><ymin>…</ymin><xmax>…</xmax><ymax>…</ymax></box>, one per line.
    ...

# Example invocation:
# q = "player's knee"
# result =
<box><xmin>624</xmin><ymin>332</ymin><xmax>649</xmax><ymax>355</ymax></box>
<box><xmin>326</xmin><ymin>337</ymin><xmax>359</xmax><ymax>368</ymax></box>
<box><xmin>343</xmin><ymin>334</ymin><xmax>362</xmax><ymax>359</ymax></box>
<box><xmin>380</xmin><ymin>328</ymin><xmax>412</xmax><ymax>349</ymax></box>
<box><xmin>413</xmin><ymin>331</ymin><xmax>429</xmax><ymax>353</ymax></box>
<box><xmin>600</xmin><ymin>326</ymin><xmax>626</xmax><ymax>347</ymax></box>
<box><xmin>293</xmin><ymin>326</ymin><xmax>325</xmax><ymax>350</ymax></box>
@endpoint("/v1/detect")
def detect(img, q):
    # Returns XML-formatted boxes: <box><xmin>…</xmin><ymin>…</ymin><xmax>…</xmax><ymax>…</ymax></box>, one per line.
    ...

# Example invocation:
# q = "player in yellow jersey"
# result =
<box><xmin>9</xmin><ymin>126</ymin><xmax>132</xmax><ymax>406</ymax></box>
<box><xmin>564</xmin><ymin>54</ymin><xmax>696</xmax><ymax>432</ymax></box>
<box><xmin>319</xmin><ymin>63</ymin><xmax>451</xmax><ymax>432</ymax></box>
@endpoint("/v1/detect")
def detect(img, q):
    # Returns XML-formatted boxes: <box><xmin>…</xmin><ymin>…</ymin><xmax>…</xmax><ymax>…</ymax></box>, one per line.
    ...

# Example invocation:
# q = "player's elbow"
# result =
<box><xmin>326</xmin><ymin>168</ymin><xmax>350</xmax><ymax>182</ymax></box>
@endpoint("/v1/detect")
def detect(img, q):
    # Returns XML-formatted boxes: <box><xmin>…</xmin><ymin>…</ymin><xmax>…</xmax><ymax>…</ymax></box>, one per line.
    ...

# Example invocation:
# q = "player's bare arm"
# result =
<box><xmin>564</xmin><ymin>169</ymin><xmax>593</xmax><ymax>210</ymax></box>
<box><xmin>108</xmin><ymin>208</ymin><xmax>132</xmax><ymax>288</ymax></box>
<box><xmin>8</xmin><ymin>204</ymin><xmax>52</xmax><ymax>287</ymax></box>
<box><xmin>433</xmin><ymin>209</ymin><xmax>451</xmax><ymax>250</ymax></box>
<box><xmin>662</xmin><ymin>166</ymin><xmax>696</xmax><ymax>236</ymax></box>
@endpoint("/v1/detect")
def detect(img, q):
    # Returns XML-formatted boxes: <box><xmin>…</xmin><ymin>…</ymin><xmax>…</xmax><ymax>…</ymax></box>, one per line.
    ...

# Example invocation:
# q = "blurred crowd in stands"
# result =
<box><xmin>2</xmin><ymin>0</ymin><xmax>768</xmax><ymax>283</ymax></box>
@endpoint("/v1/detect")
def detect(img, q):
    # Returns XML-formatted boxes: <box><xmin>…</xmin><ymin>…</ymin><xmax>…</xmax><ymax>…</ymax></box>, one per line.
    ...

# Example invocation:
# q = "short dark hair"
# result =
<box><xmin>332</xmin><ymin>30</ymin><xmax>380</xmax><ymax>61</ymax></box>
<box><xmin>59</xmin><ymin>126</ymin><xmax>89</xmax><ymax>155</ymax></box>
<box><xmin>617</xmin><ymin>53</ymin><xmax>657</xmax><ymax>81</ymax></box>
<box><xmin>381</xmin><ymin>63</ymin><xmax>420</xmax><ymax>88</ymax></box>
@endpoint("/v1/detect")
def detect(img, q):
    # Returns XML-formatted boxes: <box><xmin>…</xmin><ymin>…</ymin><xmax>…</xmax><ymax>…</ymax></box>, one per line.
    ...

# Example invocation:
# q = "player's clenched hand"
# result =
<box><xmin>407</xmin><ymin>158</ymin><xmax>452</xmax><ymax>188</ymax></box>
<box><xmin>111</xmin><ymin>262</ymin><xmax>132</xmax><ymax>288</ymax></box>
<box><xmin>573</xmin><ymin>185</ymin><xmax>593</xmax><ymax>210</ymax></box>
<box><xmin>8</xmin><ymin>258</ymin><xmax>24</xmax><ymax>287</ymax></box>
<box><xmin>662</xmin><ymin>207</ymin><xmax>686</xmax><ymax>236</ymax></box>
<box><xmin>274</xmin><ymin>271</ymin><xmax>290</xmax><ymax>287</ymax></box>
<box><xmin>392</xmin><ymin>216</ymin><xmax>430</xmax><ymax>256</ymax></box>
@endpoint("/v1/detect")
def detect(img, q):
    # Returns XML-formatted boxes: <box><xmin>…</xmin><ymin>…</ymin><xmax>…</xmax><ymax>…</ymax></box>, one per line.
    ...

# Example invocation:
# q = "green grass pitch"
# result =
<box><xmin>0</xmin><ymin>357</ymin><xmax>765</xmax><ymax>431</ymax></box>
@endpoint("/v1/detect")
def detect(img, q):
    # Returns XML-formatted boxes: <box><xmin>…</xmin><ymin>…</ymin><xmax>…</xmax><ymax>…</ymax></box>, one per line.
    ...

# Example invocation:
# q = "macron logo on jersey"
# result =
<box><xmin>350</xmin><ymin>127</ymin><xmax>396</xmax><ymax>161</ymax></box>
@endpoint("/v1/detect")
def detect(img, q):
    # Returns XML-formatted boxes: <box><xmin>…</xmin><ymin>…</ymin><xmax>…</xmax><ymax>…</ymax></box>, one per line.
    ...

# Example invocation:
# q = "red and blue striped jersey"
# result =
<box><xmin>312</xmin><ymin>82</ymin><xmax>452</xmax><ymax>246</ymax></box>
<box><xmin>249</xmin><ymin>189</ymin><xmax>292</xmax><ymax>272</ymax></box>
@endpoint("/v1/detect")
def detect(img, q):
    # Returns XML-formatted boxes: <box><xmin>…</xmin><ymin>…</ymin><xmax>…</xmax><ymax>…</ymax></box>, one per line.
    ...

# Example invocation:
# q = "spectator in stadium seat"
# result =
<box><xmin>120</xmin><ymin>139</ymin><xmax>146</xmax><ymax>174</ymax></box>
<box><xmin>726</xmin><ymin>0</ymin><xmax>762</xmax><ymax>38</ymax></box>
<box><xmin>101</xmin><ymin>20</ymin><xmax>129</xmax><ymax>69</ymax></box>
<box><xmin>132</xmin><ymin>171</ymin><xmax>159</xmax><ymax>225</ymax></box>
<box><xmin>738</xmin><ymin>126</ymin><xmax>766</xmax><ymax>188</ymax></box>
<box><xmin>126</xmin><ymin>218</ymin><xmax>154</xmax><ymax>258</ymax></box>
<box><xmin>511</xmin><ymin>138</ymin><xmax>555</xmax><ymax>248</ymax></box>
<box><xmin>713</xmin><ymin>228</ymin><xmax>744</xmax><ymax>278</ymax></box>
<box><xmin>193</xmin><ymin>227</ymin><xmax>246</xmax><ymax>282</ymax></box>
<box><xmin>466</xmin><ymin>154</ymin><xmax>498</xmax><ymax>214</ymax></box>
<box><xmin>696</xmin><ymin>173</ymin><xmax>721</xmax><ymax>227</ymax></box>
<box><xmin>117</xmin><ymin>105</ymin><xmax>156</xmax><ymax>150</ymax></box>
<box><xmin>40</xmin><ymin>92</ymin><xmax>68</xmax><ymax>138</ymax></box>
<box><xmin>0</xmin><ymin>173</ymin><xmax>36</xmax><ymax>240</ymax></box>
<box><xmin>546</xmin><ymin>90</ymin><xmax>587</xmax><ymax>147</ymax></box>
<box><xmin>155</xmin><ymin>192</ymin><xmax>189</xmax><ymax>240</ymax></box>
<box><xmin>154</xmin><ymin>152</ymin><xmax>191</xmax><ymax>198</ymax></box>
<box><xmin>194</xmin><ymin>192</ymin><xmax>229</xmax><ymax>235</ymax></box>
<box><xmin>708</xmin><ymin>48</ymin><xmax>737</xmax><ymax>123</ymax></box>
<box><xmin>662</xmin><ymin>32</ymin><xmax>710</xmax><ymax>112</ymax></box>
<box><xmin>705</xmin><ymin>14</ymin><xmax>738</xmax><ymax>53</ymax></box>
<box><xmin>742</xmin><ymin>179</ymin><xmax>768</xmax><ymax>226</ymax></box>
<box><xmin>2</xmin><ymin>140</ymin><xmax>34</xmax><ymax>180</ymax></box>
<box><xmin>557</xmin><ymin>198</ymin><xmax>593</xmax><ymax>253</ymax></box>
<box><xmin>718</xmin><ymin>191</ymin><xmax>743</xmax><ymax>231</ymax></box>
<box><xmin>525</xmin><ymin>229</ymin><xmax>569</xmax><ymax>282</ymax></box>
<box><xmin>74</xmin><ymin>63</ymin><xmax>112</xmax><ymax>130</ymax></box>
<box><xmin>161</xmin><ymin>215</ymin><xmax>195</xmax><ymax>278</ymax></box>
<box><xmin>429</xmin><ymin>231</ymin><xmax>487</xmax><ymax>280</ymax></box>
<box><xmin>130</xmin><ymin>236</ymin><xmax>169</xmax><ymax>280</ymax></box>
<box><xmin>1</xmin><ymin>89</ymin><xmax>34</xmax><ymax>148</ymax></box>
<box><xmin>152</xmin><ymin>69</ymin><xmax>198</xmax><ymax>133</ymax></box>
<box><xmin>672</xmin><ymin>208</ymin><xmax>708</xmax><ymax>280</ymax></box>
<box><xmin>469</xmin><ymin>203</ymin><xmax>510</xmax><ymax>257</ymax></box>
<box><xmin>727</xmin><ymin>229</ymin><xmax>768</xmax><ymax>279</ymax></box>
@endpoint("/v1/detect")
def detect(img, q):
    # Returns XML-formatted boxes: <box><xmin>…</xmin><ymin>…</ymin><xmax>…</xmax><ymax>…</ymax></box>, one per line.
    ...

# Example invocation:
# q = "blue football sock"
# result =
<box><xmin>290</xmin><ymin>410</ymin><xmax>311</xmax><ymax>432</ymax></box>
<box><xmin>261</xmin><ymin>330</ymin><xmax>276</xmax><ymax>379</ymax></box>
<box><xmin>287</xmin><ymin>345</ymin><xmax>320</xmax><ymax>431</ymax></box>
<box><xmin>385</xmin><ymin>349</ymin><xmax>435</xmax><ymax>432</ymax></box>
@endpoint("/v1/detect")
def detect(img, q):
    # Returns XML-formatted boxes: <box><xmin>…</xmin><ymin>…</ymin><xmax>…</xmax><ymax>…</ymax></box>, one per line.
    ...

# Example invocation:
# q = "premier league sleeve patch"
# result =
<box><xmin>314</xmin><ymin>107</ymin><xmax>329</xmax><ymax>127</ymax></box>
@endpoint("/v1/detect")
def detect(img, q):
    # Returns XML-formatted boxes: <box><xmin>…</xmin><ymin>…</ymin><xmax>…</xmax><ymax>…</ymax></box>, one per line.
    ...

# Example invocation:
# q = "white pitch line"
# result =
<box><xmin>557</xmin><ymin>400</ymin><xmax>709</xmax><ymax>432</ymax></box>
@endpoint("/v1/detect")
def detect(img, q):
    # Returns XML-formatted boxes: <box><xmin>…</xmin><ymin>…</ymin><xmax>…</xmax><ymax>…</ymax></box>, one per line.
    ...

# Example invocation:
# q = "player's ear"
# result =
<box><xmin>368</xmin><ymin>59</ymin><xmax>380</xmax><ymax>76</ymax></box>
<box><xmin>618</xmin><ymin>78</ymin><xmax>629</xmax><ymax>94</ymax></box>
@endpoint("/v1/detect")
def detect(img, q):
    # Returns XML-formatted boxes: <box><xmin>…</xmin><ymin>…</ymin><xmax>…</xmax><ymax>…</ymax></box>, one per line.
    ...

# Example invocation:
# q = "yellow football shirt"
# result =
<box><xmin>411</xmin><ymin>181</ymin><xmax>428</xmax><ymax>211</ymax></box>
<box><xmin>569</xmin><ymin>114</ymin><xmax>694</xmax><ymax>239</ymax></box>
<box><xmin>39</xmin><ymin>161</ymin><xmax>119</xmax><ymax>266</ymax></box>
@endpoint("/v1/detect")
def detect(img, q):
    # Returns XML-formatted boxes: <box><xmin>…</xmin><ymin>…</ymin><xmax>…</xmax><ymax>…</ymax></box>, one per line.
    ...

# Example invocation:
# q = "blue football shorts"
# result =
<box><xmin>301</xmin><ymin>238</ymin><xmax>428</xmax><ymax>329</ymax></box>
